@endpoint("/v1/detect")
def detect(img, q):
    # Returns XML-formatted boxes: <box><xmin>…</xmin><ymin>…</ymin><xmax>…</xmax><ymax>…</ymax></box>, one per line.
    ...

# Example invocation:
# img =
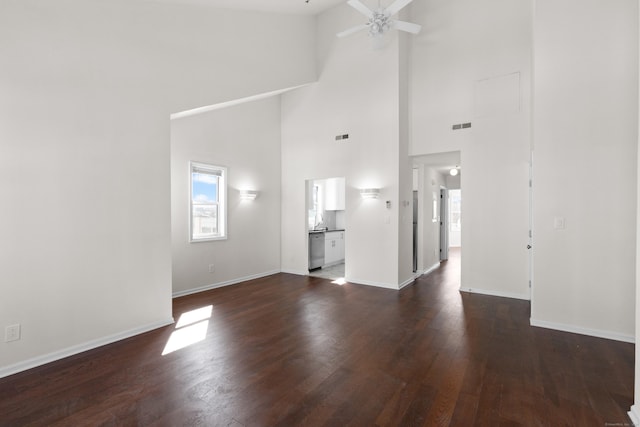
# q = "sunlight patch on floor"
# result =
<box><xmin>176</xmin><ymin>305</ymin><xmax>213</xmax><ymax>328</ymax></box>
<box><xmin>162</xmin><ymin>305</ymin><xmax>213</xmax><ymax>356</ymax></box>
<box><xmin>331</xmin><ymin>278</ymin><xmax>347</xmax><ymax>285</ymax></box>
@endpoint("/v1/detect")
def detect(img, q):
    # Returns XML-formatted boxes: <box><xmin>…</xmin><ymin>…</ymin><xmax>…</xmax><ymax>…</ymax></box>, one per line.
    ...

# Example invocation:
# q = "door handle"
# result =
<box><xmin>527</xmin><ymin>245</ymin><xmax>532</xmax><ymax>249</ymax></box>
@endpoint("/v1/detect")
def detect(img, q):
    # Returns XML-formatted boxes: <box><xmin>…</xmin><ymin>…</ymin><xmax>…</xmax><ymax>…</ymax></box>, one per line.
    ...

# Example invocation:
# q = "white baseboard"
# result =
<box><xmin>172</xmin><ymin>270</ymin><xmax>280</xmax><ymax>298</ymax></box>
<box><xmin>281</xmin><ymin>270</ymin><xmax>402</xmax><ymax>290</ymax></box>
<box><xmin>346</xmin><ymin>277</ymin><xmax>398</xmax><ymax>290</ymax></box>
<box><xmin>628</xmin><ymin>405</ymin><xmax>640</xmax><ymax>426</ymax></box>
<box><xmin>0</xmin><ymin>318</ymin><xmax>174</xmax><ymax>380</ymax></box>
<box><xmin>280</xmin><ymin>268</ymin><xmax>309</xmax><ymax>276</ymax></box>
<box><xmin>399</xmin><ymin>276</ymin><xmax>415</xmax><ymax>289</ymax></box>
<box><xmin>530</xmin><ymin>318</ymin><xmax>635</xmax><ymax>344</ymax></box>
<box><xmin>277</xmin><ymin>270</ymin><xmax>428</xmax><ymax>291</ymax></box>
<box><xmin>459</xmin><ymin>286</ymin><xmax>530</xmax><ymax>301</ymax></box>
<box><xmin>399</xmin><ymin>263</ymin><xmax>441</xmax><ymax>290</ymax></box>
<box><xmin>422</xmin><ymin>262</ymin><xmax>440</xmax><ymax>276</ymax></box>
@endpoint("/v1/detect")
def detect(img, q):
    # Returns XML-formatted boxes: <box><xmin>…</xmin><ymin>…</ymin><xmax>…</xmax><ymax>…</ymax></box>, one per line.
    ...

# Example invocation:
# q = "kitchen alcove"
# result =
<box><xmin>306</xmin><ymin>177</ymin><xmax>346</xmax><ymax>282</ymax></box>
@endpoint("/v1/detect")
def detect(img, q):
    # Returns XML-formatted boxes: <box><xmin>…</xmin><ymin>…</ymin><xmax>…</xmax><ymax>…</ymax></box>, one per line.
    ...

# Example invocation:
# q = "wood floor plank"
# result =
<box><xmin>0</xmin><ymin>249</ymin><xmax>634</xmax><ymax>426</ymax></box>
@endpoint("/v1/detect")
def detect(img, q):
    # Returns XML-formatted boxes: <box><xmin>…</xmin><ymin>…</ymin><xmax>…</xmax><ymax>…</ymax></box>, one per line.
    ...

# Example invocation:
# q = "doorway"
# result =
<box><xmin>306</xmin><ymin>177</ymin><xmax>346</xmax><ymax>282</ymax></box>
<box><xmin>448</xmin><ymin>189</ymin><xmax>462</xmax><ymax>248</ymax></box>
<box><xmin>410</xmin><ymin>152</ymin><xmax>462</xmax><ymax>278</ymax></box>
<box><xmin>439</xmin><ymin>187</ymin><xmax>462</xmax><ymax>262</ymax></box>
<box><xmin>446</xmin><ymin>189</ymin><xmax>462</xmax><ymax>264</ymax></box>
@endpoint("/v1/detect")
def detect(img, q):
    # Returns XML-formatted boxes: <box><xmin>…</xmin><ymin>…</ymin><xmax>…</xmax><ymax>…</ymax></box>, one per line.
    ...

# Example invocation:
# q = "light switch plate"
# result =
<box><xmin>554</xmin><ymin>217</ymin><xmax>566</xmax><ymax>229</ymax></box>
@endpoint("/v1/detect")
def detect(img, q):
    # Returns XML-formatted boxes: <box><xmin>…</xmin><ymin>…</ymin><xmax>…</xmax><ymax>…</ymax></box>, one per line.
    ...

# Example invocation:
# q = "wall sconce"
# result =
<box><xmin>360</xmin><ymin>188</ymin><xmax>380</xmax><ymax>199</ymax></box>
<box><xmin>239</xmin><ymin>190</ymin><xmax>258</xmax><ymax>200</ymax></box>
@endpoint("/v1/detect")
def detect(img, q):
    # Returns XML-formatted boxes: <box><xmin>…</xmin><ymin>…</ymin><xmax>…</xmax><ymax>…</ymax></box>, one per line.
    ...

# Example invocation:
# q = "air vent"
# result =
<box><xmin>335</xmin><ymin>134</ymin><xmax>350</xmax><ymax>141</ymax></box>
<box><xmin>452</xmin><ymin>122</ymin><xmax>472</xmax><ymax>130</ymax></box>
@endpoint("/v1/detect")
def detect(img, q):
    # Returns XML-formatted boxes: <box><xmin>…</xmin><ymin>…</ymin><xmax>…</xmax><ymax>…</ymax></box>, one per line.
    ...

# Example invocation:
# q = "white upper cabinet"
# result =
<box><xmin>324</xmin><ymin>177</ymin><xmax>345</xmax><ymax>211</ymax></box>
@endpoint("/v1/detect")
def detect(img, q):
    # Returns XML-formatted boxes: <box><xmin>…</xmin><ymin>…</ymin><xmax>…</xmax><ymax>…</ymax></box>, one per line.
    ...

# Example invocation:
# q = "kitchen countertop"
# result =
<box><xmin>309</xmin><ymin>228</ymin><xmax>345</xmax><ymax>234</ymax></box>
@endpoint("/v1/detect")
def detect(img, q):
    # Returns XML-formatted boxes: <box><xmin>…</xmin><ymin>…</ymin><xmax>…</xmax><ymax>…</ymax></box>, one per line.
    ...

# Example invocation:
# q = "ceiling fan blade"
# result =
<box><xmin>393</xmin><ymin>20</ymin><xmax>422</xmax><ymax>34</ymax></box>
<box><xmin>347</xmin><ymin>0</ymin><xmax>374</xmax><ymax>19</ymax></box>
<box><xmin>337</xmin><ymin>23</ymin><xmax>369</xmax><ymax>38</ymax></box>
<box><xmin>384</xmin><ymin>0</ymin><xmax>414</xmax><ymax>16</ymax></box>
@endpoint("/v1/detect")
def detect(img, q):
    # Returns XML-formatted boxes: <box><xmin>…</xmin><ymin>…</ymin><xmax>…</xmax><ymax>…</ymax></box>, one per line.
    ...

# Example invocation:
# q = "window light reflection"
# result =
<box><xmin>332</xmin><ymin>278</ymin><xmax>347</xmax><ymax>286</ymax></box>
<box><xmin>162</xmin><ymin>320</ymin><xmax>209</xmax><ymax>355</ymax></box>
<box><xmin>176</xmin><ymin>305</ymin><xmax>213</xmax><ymax>328</ymax></box>
<box><xmin>162</xmin><ymin>305</ymin><xmax>213</xmax><ymax>356</ymax></box>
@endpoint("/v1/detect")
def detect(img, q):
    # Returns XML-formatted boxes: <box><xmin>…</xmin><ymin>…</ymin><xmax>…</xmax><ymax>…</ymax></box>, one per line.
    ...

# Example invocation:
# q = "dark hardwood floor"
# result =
<box><xmin>0</xmin><ymin>249</ymin><xmax>634</xmax><ymax>426</ymax></box>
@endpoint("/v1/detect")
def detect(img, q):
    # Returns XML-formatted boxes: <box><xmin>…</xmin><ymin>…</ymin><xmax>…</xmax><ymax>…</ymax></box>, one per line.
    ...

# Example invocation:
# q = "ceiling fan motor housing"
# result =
<box><xmin>336</xmin><ymin>0</ymin><xmax>421</xmax><ymax>42</ymax></box>
<box><xmin>369</xmin><ymin>11</ymin><xmax>391</xmax><ymax>36</ymax></box>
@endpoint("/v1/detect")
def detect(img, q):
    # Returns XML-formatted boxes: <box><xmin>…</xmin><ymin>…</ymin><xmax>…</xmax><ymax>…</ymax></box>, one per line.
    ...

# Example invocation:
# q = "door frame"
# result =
<box><xmin>440</xmin><ymin>187</ymin><xmax>449</xmax><ymax>261</ymax></box>
<box><xmin>528</xmin><ymin>156</ymin><xmax>533</xmax><ymax>299</ymax></box>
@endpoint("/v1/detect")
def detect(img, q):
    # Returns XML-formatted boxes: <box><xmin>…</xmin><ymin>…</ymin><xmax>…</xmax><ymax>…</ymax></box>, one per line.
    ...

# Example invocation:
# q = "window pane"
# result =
<box><xmin>449</xmin><ymin>189</ymin><xmax>462</xmax><ymax>232</ymax></box>
<box><xmin>192</xmin><ymin>204</ymin><xmax>218</xmax><ymax>239</ymax></box>
<box><xmin>190</xmin><ymin>162</ymin><xmax>226</xmax><ymax>242</ymax></box>
<box><xmin>192</xmin><ymin>172</ymin><xmax>218</xmax><ymax>203</ymax></box>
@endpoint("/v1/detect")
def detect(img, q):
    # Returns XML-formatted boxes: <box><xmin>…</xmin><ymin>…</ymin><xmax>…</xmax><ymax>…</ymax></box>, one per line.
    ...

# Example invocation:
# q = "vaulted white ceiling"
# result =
<box><xmin>146</xmin><ymin>0</ymin><xmax>347</xmax><ymax>15</ymax></box>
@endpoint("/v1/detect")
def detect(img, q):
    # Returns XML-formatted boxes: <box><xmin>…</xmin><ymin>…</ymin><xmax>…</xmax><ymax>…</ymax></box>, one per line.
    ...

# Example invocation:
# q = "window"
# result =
<box><xmin>449</xmin><ymin>189</ymin><xmax>461</xmax><ymax>232</ymax></box>
<box><xmin>308</xmin><ymin>183</ymin><xmax>322</xmax><ymax>229</ymax></box>
<box><xmin>190</xmin><ymin>162</ymin><xmax>226</xmax><ymax>242</ymax></box>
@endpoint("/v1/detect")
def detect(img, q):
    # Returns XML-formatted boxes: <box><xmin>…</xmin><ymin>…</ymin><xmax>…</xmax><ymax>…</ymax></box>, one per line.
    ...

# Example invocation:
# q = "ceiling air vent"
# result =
<box><xmin>335</xmin><ymin>134</ymin><xmax>349</xmax><ymax>141</ymax></box>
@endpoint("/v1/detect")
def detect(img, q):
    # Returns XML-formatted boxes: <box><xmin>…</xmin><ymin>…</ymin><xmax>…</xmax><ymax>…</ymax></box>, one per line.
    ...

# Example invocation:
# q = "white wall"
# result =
<box><xmin>171</xmin><ymin>97</ymin><xmax>282</xmax><ymax>296</ymax></box>
<box><xmin>410</xmin><ymin>0</ymin><xmax>532</xmax><ymax>300</ymax></box>
<box><xmin>0</xmin><ymin>0</ymin><xmax>315</xmax><ymax>376</ymax></box>
<box><xmin>281</xmin><ymin>3</ymin><xmax>405</xmax><ymax>288</ymax></box>
<box><xmin>531</xmin><ymin>0</ymin><xmax>638</xmax><ymax>341</ymax></box>
<box><xmin>446</xmin><ymin>174</ymin><xmax>461</xmax><ymax>190</ymax></box>
<box><xmin>398</xmin><ymin>29</ymin><xmax>415</xmax><ymax>286</ymax></box>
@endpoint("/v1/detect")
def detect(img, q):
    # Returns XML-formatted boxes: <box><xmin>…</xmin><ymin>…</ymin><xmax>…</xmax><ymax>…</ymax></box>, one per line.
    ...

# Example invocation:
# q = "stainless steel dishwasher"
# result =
<box><xmin>308</xmin><ymin>232</ymin><xmax>325</xmax><ymax>270</ymax></box>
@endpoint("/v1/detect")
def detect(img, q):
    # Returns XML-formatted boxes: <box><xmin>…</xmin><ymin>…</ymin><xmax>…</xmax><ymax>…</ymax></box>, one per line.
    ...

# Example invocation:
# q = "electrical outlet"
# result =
<box><xmin>208</xmin><ymin>264</ymin><xmax>215</xmax><ymax>273</ymax></box>
<box><xmin>5</xmin><ymin>324</ymin><xmax>20</xmax><ymax>342</ymax></box>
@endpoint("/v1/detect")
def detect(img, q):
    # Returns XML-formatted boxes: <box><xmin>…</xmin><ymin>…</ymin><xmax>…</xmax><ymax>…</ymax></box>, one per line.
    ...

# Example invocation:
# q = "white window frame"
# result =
<box><xmin>189</xmin><ymin>161</ymin><xmax>227</xmax><ymax>242</ymax></box>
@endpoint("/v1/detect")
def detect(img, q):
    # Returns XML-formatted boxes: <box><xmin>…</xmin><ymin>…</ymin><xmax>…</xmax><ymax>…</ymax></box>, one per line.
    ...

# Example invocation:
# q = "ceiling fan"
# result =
<box><xmin>337</xmin><ymin>0</ymin><xmax>421</xmax><ymax>47</ymax></box>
